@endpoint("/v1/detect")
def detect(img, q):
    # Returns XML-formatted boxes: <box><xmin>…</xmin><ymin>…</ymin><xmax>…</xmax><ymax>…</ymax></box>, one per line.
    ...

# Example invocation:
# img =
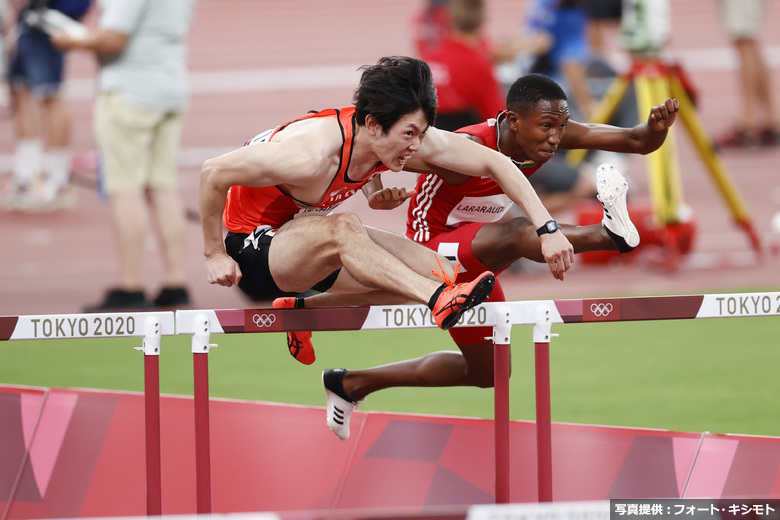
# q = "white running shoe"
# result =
<box><xmin>596</xmin><ymin>163</ymin><xmax>640</xmax><ymax>252</ymax></box>
<box><xmin>323</xmin><ymin>368</ymin><xmax>363</xmax><ymax>440</ymax></box>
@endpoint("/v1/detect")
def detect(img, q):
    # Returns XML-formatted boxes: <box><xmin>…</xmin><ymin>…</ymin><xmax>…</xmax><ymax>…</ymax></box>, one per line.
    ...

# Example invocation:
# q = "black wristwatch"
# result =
<box><xmin>536</xmin><ymin>220</ymin><xmax>561</xmax><ymax>236</ymax></box>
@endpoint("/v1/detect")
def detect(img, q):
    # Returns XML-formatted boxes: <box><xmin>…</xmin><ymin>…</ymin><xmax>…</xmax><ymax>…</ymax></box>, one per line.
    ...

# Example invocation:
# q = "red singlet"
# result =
<box><xmin>406</xmin><ymin>114</ymin><xmax>542</xmax><ymax>345</ymax></box>
<box><xmin>224</xmin><ymin>107</ymin><xmax>387</xmax><ymax>233</ymax></box>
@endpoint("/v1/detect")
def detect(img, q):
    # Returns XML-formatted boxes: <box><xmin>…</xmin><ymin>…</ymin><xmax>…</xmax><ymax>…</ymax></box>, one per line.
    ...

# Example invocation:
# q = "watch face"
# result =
<box><xmin>537</xmin><ymin>220</ymin><xmax>559</xmax><ymax>236</ymax></box>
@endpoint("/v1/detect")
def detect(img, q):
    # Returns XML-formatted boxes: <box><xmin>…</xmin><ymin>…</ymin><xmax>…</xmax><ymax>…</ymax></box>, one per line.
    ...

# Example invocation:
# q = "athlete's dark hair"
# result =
<box><xmin>506</xmin><ymin>73</ymin><xmax>567</xmax><ymax>114</ymax></box>
<box><xmin>354</xmin><ymin>56</ymin><xmax>438</xmax><ymax>133</ymax></box>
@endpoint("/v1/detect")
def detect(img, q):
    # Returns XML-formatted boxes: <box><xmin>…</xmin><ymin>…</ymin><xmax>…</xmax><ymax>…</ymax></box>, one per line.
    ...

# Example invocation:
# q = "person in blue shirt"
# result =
<box><xmin>525</xmin><ymin>0</ymin><xmax>595</xmax><ymax>120</ymax></box>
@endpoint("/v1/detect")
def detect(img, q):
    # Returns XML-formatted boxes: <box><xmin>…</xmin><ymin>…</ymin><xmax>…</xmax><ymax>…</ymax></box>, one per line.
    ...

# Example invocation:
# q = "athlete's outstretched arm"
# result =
<box><xmin>561</xmin><ymin>98</ymin><xmax>680</xmax><ymax>154</ymax></box>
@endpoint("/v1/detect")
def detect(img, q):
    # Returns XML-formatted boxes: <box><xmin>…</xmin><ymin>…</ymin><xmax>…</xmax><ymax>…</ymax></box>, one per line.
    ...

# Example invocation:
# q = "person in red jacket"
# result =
<box><xmin>420</xmin><ymin>0</ymin><xmax>506</xmax><ymax>131</ymax></box>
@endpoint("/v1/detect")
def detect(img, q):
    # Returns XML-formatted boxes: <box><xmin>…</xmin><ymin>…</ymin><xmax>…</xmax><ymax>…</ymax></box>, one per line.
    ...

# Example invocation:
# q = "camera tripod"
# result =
<box><xmin>566</xmin><ymin>57</ymin><xmax>763</xmax><ymax>267</ymax></box>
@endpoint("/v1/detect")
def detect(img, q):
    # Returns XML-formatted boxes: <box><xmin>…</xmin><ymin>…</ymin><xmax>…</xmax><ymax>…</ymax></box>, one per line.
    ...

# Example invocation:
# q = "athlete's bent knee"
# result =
<box><xmin>329</xmin><ymin>212</ymin><xmax>366</xmax><ymax>237</ymax></box>
<box><xmin>328</xmin><ymin>213</ymin><xmax>368</xmax><ymax>244</ymax></box>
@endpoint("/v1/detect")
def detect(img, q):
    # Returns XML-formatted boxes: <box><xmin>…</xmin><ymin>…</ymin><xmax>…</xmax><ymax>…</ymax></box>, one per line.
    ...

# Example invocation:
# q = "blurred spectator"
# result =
<box><xmin>412</xmin><ymin>0</ymin><xmax>522</xmax><ymax>62</ymax></box>
<box><xmin>505</xmin><ymin>0</ymin><xmax>637</xmax><ymax>218</ymax></box>
<box><xmin>523</xmin><ymin>0</ymin><xmax>596</xmax><ymax>121</ymax></box>
<box><xmin>509</xmin><ymin>0</ymin><xmax>611</xmax><ymax>216</ymax></box>
<box><xmin>52</xmin><ymin>0</ymin><xmax>197</xmax><ymax>311</ymax></box>
<box><xmin>3</xmin><ymin>0</ymin><xmax>91</xmax><ymax>210</ymax></box>
<box><xmin>420</xmin><ymin>0</ymin><xmax>505</xmax><ymax>131</ymax></box>
<box><xmin>714</xmin><ymin>0</ymin><xmax>779</xmax><ymax>148</ymax></box>
<box><xmin>582</xmin><ymin>0</ymin><xmax>622</xmax><ymax>61</ymax></box>
<box><xmin>412</xmin><ymin>0</ymin><xmax>451</xmax><ymax>56</ymax></box>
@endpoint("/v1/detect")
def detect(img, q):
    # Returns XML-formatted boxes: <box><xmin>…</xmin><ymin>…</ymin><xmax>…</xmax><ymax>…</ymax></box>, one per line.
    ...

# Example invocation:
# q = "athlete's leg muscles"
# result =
<box><xmin>268</xmin><ymin>213</ymin><xmax>442</xmax><ymax>303</ymax></box>
<box><xmin>341</xmin><ymin>351</ymin><xmax>469</xmax><ymax>401</ymax></box>
<box><xmin>470</xmin><ymin>217</ymin><xmax>614</xmax><ymax>270</ymax></box>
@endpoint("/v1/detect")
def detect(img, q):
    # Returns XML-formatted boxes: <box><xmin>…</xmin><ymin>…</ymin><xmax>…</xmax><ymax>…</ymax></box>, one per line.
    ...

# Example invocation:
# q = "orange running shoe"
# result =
<box><xmin>430</xmin><ymin>257</ymin><xmax>495</xmax><ymax>330</ymax></box>
<box><xmin>272</xmin><ymin>297</ymin><xmax>315</xmax><ymax>365</ymax></box>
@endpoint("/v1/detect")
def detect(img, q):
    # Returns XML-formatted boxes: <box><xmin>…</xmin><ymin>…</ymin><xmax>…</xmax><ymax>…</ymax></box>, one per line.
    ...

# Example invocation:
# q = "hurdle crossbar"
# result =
<box><xmin>176</xmin><ymin>291</ymin><xmax>780</xmax><ymax>334</ymax></box>
<box><xmin>0</xmin><ymin>311</ymin><xmax>176</xmax><ymax>516</ymax></box>
<box><xmin>177</xmin><ymin>291</ymin><xmax>780</xmax><ymax>506</ymax></box>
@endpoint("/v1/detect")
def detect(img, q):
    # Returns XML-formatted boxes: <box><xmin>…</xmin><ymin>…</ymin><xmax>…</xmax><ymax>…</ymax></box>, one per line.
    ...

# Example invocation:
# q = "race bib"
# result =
<box><xmin>445</xmin><ymin>194</ymin><xmax>512</xmax><ymax>227</ymax></box>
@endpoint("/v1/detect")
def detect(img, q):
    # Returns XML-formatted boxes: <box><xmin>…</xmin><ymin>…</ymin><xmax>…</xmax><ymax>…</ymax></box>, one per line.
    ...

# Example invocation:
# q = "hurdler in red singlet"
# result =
<box><xmin>225</xmin><ymin>107</ymin><xmax>387</xmax><ymax>233</ymax></box>
<box><xmin>222</xmin><ymin>107</ymin><xmax>390</xmax><ymax>300</ymax></box>
<box><xmin>406</xmin><ymin>112</ymin><xmax>541</xmax><ymax>345</ymax></box>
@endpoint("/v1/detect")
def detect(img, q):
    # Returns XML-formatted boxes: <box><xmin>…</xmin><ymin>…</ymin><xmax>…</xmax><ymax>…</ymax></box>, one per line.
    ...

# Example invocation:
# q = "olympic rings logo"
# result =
<box><xmin>252</xmin><ymin>313</ymin><xmax>277</xmax><ymax>327</ymax></box>
<box><xmin>590</xmin><ymin>303</ymin><xmax>614</xmax><ymax>317</ymax></box>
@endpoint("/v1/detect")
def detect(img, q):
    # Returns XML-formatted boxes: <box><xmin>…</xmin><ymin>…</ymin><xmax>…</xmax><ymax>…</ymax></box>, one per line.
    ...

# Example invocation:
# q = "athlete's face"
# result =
<box><xmin>375</xmin><ymin>110</ymin><xmax>429</xmax><ymax>172</ymax></box>
<box><xmin>512</xmin><ymin>99</ymin><xmax>570</xmax><ymax>165</ymax></box>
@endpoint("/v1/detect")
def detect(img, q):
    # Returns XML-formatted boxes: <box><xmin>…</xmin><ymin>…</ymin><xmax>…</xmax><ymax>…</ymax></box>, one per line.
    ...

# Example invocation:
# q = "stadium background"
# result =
<box><xmin>1</xmin><ymin>1</ymin><xmax>780</xmax><ymax>515</ymax></box>
<box><xmin>0</xmin><ymin>0</ymin><xmax>779</xmax><ymax>316</ymax></box>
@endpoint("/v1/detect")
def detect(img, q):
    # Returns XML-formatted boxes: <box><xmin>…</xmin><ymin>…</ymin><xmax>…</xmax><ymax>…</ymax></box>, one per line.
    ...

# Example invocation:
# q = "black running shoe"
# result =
<box><xmin>84</xmin><ymin>289</ymin><xmax>151</xmax><ymax>312</ymax></box>
<box><xmin>153</xmin><ymin>287</ymin><xmax>191</xmax><ymax>308</ymax></box>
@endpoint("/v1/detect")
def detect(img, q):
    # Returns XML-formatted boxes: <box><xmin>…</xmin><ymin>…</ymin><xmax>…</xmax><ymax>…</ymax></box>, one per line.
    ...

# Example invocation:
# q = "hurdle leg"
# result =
<box><xmin>533</xmin><ymin>305</ymin><xmax>558</xmax><ymax>502</ymax></box>
<box><xmin>138</xmin><ymin>316</ymin><xmax>163</xmax><ymax>516</ymax></box>
<box><xmin>493</xmin><ymin>306</ymin><xmax>512</xmax><ymax>504</ymax></box>
<box><xmin>192</xmin><ymin>314</ymin><xmax>218</xmax><ymax>515</ymax></box>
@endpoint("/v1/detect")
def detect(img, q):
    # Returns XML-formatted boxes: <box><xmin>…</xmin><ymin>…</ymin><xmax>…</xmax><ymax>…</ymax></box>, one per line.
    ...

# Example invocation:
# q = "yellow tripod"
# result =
<box><xmin>566</xmin><ymin>58</ymin><xmax>763</xmax><ymax>266</ymax></box>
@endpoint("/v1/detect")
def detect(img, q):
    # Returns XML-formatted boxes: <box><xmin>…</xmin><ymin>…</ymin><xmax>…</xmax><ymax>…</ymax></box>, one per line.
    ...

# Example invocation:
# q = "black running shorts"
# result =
<box><xmin>225</xmin><ymin>227</ymin><xmax>340</xmax><ymax>301</ymax></box>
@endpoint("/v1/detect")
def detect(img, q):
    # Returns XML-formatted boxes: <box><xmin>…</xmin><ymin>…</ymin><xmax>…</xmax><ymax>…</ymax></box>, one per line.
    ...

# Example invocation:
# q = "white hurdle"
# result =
<box><xmin>4</xmin><ymin>292</ymin><xmax>778</xmax><ymax>514</ymax></box>
<box><xmin>0</xmin><ymin>311</ymin><xmax>175</xmax><ymax>516</ymax></box>
<box><xmin>176</xmin><ymin>291</ymin><xmax>780</xmax><ymax>508</ymax></box>
<box><xmin>176</xmin><ymin>303</ymin><xmax>518</xmax><ymax>511</ymax></box>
